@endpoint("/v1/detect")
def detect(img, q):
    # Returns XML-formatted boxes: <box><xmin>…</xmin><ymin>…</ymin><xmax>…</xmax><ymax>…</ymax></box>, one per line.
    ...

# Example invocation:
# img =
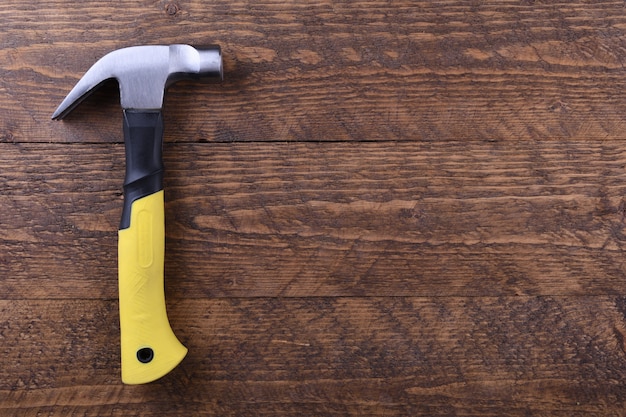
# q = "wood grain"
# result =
<box><xmin>4</xmin><ymin>0</ymin><xmax>626</xmax><ymax>415</ymax></box>
<box><xmin>2</xmin><ymin>297</ymin><xmax>626</xmax><ymax>416</ymax></box>
<box><xmin>2</xmin><ymin>0</ymin><xmax>626</xmax><ymax>143</ymax></box>
<box><xmin>2</xmin><ymin>141</ymin><xmax>626</xmax><ymax>299</ymax></box>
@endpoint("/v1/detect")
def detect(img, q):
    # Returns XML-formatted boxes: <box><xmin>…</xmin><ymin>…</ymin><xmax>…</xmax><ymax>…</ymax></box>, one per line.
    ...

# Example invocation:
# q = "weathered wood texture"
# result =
<box><xmin>3</xmin><ymin>141</ymin><xmax>626</xmax><ymax>300</ymax></box>
<box><xmin>3</xmin><ymin>297</ymin><xmax>626</xmax><ymax>416</ymax></box>
<box><xmin>3</xmin><ymin>0</ymin><xmax>626</xmax><ymax>416</ymax></box>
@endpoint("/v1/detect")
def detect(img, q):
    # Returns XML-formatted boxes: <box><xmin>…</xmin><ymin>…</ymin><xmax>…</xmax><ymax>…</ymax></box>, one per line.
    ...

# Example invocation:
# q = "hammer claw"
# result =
<box><xmin>51</xmin><ymin>74</ymin><xmax>111</xmax><ymax>120</ymax></box>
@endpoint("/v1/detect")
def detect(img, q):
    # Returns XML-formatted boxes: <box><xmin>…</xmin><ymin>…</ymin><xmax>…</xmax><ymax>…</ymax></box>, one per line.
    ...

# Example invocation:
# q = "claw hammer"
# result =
<box><xmin>52</xmin><ymin>44</ymin><xmax>223</xmax><ymax>384</ymax></box>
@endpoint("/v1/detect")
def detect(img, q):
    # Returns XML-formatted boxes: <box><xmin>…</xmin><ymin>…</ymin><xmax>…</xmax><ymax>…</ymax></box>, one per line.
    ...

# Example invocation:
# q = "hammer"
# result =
<box><xmin>52</xmin><ymin>44</ymin><xmax>223</xmax><ymax>384</ymax></box>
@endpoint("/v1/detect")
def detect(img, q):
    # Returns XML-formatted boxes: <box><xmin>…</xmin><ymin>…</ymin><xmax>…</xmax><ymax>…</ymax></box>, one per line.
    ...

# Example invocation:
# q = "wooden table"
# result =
<box><xmin>3</xmin><ymin>1</ymin><xmax>626</xmax><ymax>415</ymax></box>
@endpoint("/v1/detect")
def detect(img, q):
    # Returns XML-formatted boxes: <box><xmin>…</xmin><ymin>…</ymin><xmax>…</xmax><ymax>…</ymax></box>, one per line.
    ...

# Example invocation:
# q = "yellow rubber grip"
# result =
<box><xmin>118</xmin><ymin>190</ymin><xmax>187</xmax><ymax>384</ymax></box>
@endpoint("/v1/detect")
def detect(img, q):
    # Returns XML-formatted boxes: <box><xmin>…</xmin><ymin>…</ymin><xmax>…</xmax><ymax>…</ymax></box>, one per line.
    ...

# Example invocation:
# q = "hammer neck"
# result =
<box><xmin>120</xmin><ymin>110</ymin><xmax>164</xmax><ymax>230</ymax></box>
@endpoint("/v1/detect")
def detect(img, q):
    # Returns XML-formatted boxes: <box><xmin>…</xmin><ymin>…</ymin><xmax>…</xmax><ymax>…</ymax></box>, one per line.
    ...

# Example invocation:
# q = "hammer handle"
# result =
<box><xmin>118</xmin><ymin>110</ymin><xmax>186</xmax><ymax>384</ymax></box>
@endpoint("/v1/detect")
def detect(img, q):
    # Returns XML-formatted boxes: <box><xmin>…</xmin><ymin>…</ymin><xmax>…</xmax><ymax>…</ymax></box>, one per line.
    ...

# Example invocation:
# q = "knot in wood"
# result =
<box><xmin>165</xmin><ymin>3</ymin><xmax>180</xmax><ymax>16</ymax></box>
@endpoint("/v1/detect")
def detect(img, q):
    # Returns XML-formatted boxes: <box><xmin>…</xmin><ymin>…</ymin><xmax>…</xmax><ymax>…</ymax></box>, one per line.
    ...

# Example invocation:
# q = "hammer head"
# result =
<box><xmin>52</xmin><ymin>44</ymin><xmax>222</xmax><ymax>120</ymax></box>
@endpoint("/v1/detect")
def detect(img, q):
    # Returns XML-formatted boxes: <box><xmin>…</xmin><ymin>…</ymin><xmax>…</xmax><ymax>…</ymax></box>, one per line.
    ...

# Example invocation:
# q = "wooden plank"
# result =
<box><xmin>4</xmin><ymin>1</ymin><xmax>626</xmax><ymax>414</ymax></box>
<box><xmin>2</xmin><ymin>140</ymin><xmax>626</xmax><ymax>299</ymax></box>
<box><xmin>2</xmin><ymin>1</ymin><xmax>626</xmax><ymax>143</ymax></box>
<box><xmin>1</xmin><ymin>296</ymin><xmax>626</xmax><ymax>416</ymax></box>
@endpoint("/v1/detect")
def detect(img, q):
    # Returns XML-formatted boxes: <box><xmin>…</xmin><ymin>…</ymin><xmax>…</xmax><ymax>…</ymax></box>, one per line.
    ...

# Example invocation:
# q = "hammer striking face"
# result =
<box><xmin>52</xmin><ymin>44</ymin><xmax>223</xmax><ymax>384</ymax></box>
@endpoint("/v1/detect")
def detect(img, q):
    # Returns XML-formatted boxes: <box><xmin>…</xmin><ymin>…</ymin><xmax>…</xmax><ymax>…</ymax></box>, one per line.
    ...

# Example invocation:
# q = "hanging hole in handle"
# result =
<box><xmin>137</xmin><ymin>347</ymin><xmax>154</xmax><ymax>363</ymax></box>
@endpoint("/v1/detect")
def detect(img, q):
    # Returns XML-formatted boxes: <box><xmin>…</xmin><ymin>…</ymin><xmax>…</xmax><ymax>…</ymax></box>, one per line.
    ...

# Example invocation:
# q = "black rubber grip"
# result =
<box><xmin>120</xmin><ymin>110</ymin><xmax>164</xmax><ymax>230</ymax></box>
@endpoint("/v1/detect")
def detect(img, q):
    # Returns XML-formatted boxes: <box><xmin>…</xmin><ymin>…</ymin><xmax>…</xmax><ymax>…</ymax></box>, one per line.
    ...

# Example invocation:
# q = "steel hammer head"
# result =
<box><xmin>52</xmin><ymin>44</ymin><xmax>222</xmax><ymax>120</ymax></box>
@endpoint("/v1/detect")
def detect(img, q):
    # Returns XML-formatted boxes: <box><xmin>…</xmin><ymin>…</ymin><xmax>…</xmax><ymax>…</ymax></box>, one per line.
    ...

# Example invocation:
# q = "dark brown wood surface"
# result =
<box><xmin>3</xmin><ymin>1</ymin><xmax>626</xmax><ymax>415</ymax></box>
